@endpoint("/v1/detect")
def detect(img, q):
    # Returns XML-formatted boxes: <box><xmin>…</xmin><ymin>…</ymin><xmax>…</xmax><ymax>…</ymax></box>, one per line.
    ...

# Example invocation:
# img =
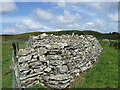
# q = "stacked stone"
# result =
<box><xmin>13</xmin><ymin>33</ymin><xmax>103</xmax><ymax>89</ymax></box>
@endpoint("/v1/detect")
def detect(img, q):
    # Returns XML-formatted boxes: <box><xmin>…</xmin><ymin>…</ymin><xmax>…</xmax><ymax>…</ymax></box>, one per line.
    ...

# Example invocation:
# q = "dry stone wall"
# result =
<box><xmin>12</xmin><ymin>33</ymin><xmax>103</xmax><ymax>89</ymax></box>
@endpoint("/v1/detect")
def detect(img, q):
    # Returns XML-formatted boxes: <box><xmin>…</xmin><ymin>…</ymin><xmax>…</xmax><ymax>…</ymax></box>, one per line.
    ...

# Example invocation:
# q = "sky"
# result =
<box><xmin>0</xmin><ymin>1</ymin><xmax>119</xmax><ymax>34</ymax></box>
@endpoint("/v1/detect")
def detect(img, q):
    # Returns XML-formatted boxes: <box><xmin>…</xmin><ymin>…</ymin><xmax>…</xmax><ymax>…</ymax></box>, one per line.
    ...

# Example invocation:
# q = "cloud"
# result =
<box><xmin>56</xmin><ymin>10</ymin><xmax>82</xmax><ymax>25</ymax></box>
<box><xmin>34</xmin><ymin>8</ymin><xmax>53</xmax><ymax>21</ymax></box>
<box><xmin>2</xmin><ymin>2</ymin><xmax>118</xmax><ymax>34</ymax></box>
<box><xmin>86</xmin><ymin>22</ymin><xmax>94</xmax><ymax>25</ymax></box>
<box><xmin>56</xmin><ymin>2</ymin><xmax>118</xmax><ymax>16</ymax></box>
<box><xmin>108</xmin><ymin>13</ymin><xmax>118</xmax><ymax>21</ymax></box>
<box><xmin>0</xmin><ymin>0</ymin><xmax>17</xmax><ymax>14</ymax></box>
<box><xmin>86</xmin><ymin>3</ymin><xmax>118</xmax><ymax>14</ymax></box>
<box><xmin>22</xmin><ymin>19</ymin><xmax>50</xmax><ymax>30</ymax></box>
<box><xmin>57</xmin><ymin>2</ymin><xmax>66</xmax><ymax>8</ymax></box>
<box><xmin>1</xmin><ymin>16</ymin><xmax>29</xmax><ymax>24</ymax></box>
<box><xmin>2</xmin><ymin>19</ymin><xmax>51</xmax><ymax>34</ymax></box>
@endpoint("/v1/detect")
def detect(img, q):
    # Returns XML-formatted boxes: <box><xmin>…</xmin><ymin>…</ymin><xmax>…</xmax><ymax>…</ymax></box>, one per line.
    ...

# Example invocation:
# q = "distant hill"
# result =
<box><xmin>1</xmin><ymin>30</ymin><xmax>119</xmax><ymax>41</ymax></box>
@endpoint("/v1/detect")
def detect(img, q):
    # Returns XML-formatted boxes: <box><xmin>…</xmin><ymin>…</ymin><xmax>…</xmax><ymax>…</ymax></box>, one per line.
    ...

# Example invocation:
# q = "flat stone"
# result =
<box><xmin>38</xmin><ymin>47</ymin><xmax>47</xmax><ymax>55</ymax></box>
<box><xmin>34</xmin><ymin>69</ymin><xmax>43</xmax><ymax>73</ymax></box>
<box><xmin>44</xmin><ymin>67</ymin><xmax>51</xmax><ymax>72</ymax></box>
<box><xmin>47</xmin><ymin>81</ymin><xmax>58</xmax><ymax>85</ymax></box>
<box><xmin>18</xmin><ymin>48</ymin><xmax>35</xmax><ymax>56</ymax></box>
<box><xmin>58</xmin><ymin>43</ymin><xmax>68</xmax><ymax>48</ymax></box>
<box><xmin>57</xmin><ymin>65</ymin><xmax>68</xmax><ymax>73</ymax></box>
<box><xmin>40</xmin><ymin>33</ymin><xmax>48</xmax><ymax>39</ymax></box>
<box><xmin>81</xmin><ymin>67</ymin><xmax>88</xmax><ymax>72</ymax></box>
<box><xmin>47</xmin><ymin>55</ymin><xmax>62</xmax><ymax>60</ymax></box>
<box><xmin>52</xmin><ymin>44</ymin><xmax>60</xmax><ymax>49</ymax></box>
<box><xmin>50</xmin><ymin>60</ymin><xmax>66</xmax><ymax>66</ymax></box>
<box><xmin>39</xmin><ymin>55</ymin><xmax>46</xmax><ymax>61</ymax></box>
<box><xmin>18</xmin><ymin>57</ymin><xmax>26</xmax><ymax>63</ymax></box>
<box><xmin>49</xmin><ymin>74</ymin><xmax>69</xmax><ymax>81</ymax></box>
<box><xmin>45</xmin><ymin>44</ymin><xmax>52</xmax><ymax>49</ymax></box>
<box><xmin>47</xmin><ymin>82</ymin><xmax>70</xmax><ymax>89</ymax></box>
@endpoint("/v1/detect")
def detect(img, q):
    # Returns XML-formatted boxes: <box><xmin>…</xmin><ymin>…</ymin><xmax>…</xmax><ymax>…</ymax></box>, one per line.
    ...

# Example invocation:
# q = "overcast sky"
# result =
<box><xmin>0</xmin><ymin>1</ymin><xmax>119</xmax><ymax>34</ymax></box>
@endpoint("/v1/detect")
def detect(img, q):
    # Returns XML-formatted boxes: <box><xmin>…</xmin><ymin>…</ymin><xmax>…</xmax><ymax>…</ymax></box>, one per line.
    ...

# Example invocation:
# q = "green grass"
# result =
<box><xmin>2</xmin><ymin>40</ymin><xmax>26</xmax><ymax>88</ymax></box>
<box><xmin>2</xmin><ymin>39</ymin><xmax>118</xmax><ymax>88</ymax></box>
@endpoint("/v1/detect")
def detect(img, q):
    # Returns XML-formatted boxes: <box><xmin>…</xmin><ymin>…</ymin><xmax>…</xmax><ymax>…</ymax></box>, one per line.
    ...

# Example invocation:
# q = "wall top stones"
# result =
<box><xmin>12</xmin><ymin>33</ymin><xmax>103</xmax><ymax>89</ymax></box>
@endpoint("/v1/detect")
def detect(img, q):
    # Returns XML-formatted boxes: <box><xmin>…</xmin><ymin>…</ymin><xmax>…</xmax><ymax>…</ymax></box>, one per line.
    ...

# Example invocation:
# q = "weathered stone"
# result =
<box><xmin>40</xmin><ymin>33</ymin><xmax>48</xmax><ymax>39</ymax></box>
<box><xmin>34</xmin><ymin>68</ymin><xmax>43</xmax><ymax>73</ymax></box>
<box><xmin>47</xmin><ymin>82</ymin><xmax>70</xmax><ymax>89</ymax></box>
<box><xmin>47</xmin><ymin>81</ymin><xmax>58</xmax><ymax>85</ymax></box>
<box><xmin>44</xmin><ymin>67</ymin><xmax>51</xmax><ymax>73</ymax></box>
<box><xmin>18</xmin><ymin>57</ymin><xmax>26</xmax><ymax>63</ymax></box>
<box><xmin>47</xmin><ymin>55</ymin><xmax>62</xmax><ymax>60</ymax></box>
<box><xmin>57</xmin><ymin>65</ymin><xmax>68</xmax><ymax>73</ymax></box>
<box><xmin>58</xmin><ymin>43</ymin><xmax>68</xmax><ymax>48</ymax></box>
<box><xmin>49</xmin><ymin>74</ymin><xmax>69</xmax><ymax>81</ymax></box>
<box><xmin>18</xmin><ymin>48</ymin><xmax>35</xmax><ymax>56</ymax></box>
<box><xmin>38</xmin><ymin>47</ymin><xmax>47</xmax><ymax>55</ymax></box>
<box><xmin>50</xmin><ymin>60</ymin><xmax>66</xmax><ymax>66</ymax></box>
<box><xmin>39</xmin><ymin>55</ymin><xmax>46</xmax><ymax>61</ymax></box>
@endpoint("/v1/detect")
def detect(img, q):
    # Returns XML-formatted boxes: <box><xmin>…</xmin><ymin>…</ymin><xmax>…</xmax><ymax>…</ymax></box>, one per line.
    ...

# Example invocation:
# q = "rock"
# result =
<box><xmin>81</xmin><ymin>67</ymin><xmax>88</xmax><ymax>72</ymax></box>
<box><xmin>18</xmin><ymin>48</ymin><xmax>35</xmax><ymax>56</ymax></box>
<box><xmin>47</xmin><ymin>55</ymin><xmax>62</xmax><ymax>60</ymax></box>
<box><xmin>50</xmin><ymin>60</ymin><xmax>66</xmax><ymax>66</ymax></box>
<box><xmin>57</xmin><ymin>65</ymin><xmax>68</xmax><ymax>73</ymax></box>
<box><xmin>40</xmin><ymin>33</ymin><xmax>48</xmax><ymax>39</ymax></box>
<box><xmin>45</xmin><ymin>44</ymin><xmax>52</xmax><ymax>49</ymax></box>
<box><xmin>58</xmin><ymin>43</ymin><xmax>68</xmax><ymax>48</ymax></box>
<box><xmin>52</xmin><ymin>44</ymin><xmax>60</xmax><ymax>49</ymax></box>
<box><xmin>47</xmin><ymin>81</ymin><xmax>58</xmax><ymax>85</ymax></box>
<box><xmin>21</xmin><ymin>70</ymin><xmax>31</xmax><ymax>75</ymax></box>
<box><xmin>49</xmin><ymin>74</ymin><xmax>69</xmax><ymax>81</ymax></box>
<box><xmin>30</xmin><ymin>59</ymin><xmax>38</xmax><ymax>62</ymax></box>
<box><xmin>38</xmin><ymin>47</ymin><xmax>47</xmax><ymax>55</ymax></box>
<box><xmin>44</xmin><ymin>67</ymin><xmax>51</xmax><ymax>73</ymax></box>
<box><xmin>67</xmin><ymin>63</ymin><xmax>73</xmax><ymax>70</ymax></box>
<box><xmin>39</xmin><ymin>55</ymin><xmax>46</xmax><ymax>61</ymax></box>
<box><xmin>18</xmin><ymin>57</ymin><xmax>26</xmax><ymax>63</ymax></box>
<box><xmin>34</xmin><ymin>69</ymin><xmax>43</xmax><ymax>73</ymax></box>
<box><xmin>47</xmin><ymin>82</ymin><xmax>70</xmax><ymax>89</ymax></box>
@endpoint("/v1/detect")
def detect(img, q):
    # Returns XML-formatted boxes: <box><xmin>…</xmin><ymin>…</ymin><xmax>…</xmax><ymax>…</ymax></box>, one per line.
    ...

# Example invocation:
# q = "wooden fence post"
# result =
<box><xmin>12</xmin><ymin>42</ymin><xmax>21</xmax><ymax>88</ymax></box>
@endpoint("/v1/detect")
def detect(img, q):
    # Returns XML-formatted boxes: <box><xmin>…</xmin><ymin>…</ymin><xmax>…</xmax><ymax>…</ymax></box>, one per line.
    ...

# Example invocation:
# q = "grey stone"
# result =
<box><xmin>47</xmin><ymin>55</ymin><xmax>62</xmax><ymax>60</ymax></box>
<box><xmin>40</xmin><ymin>33</ymin><xmax>48</xmax><ymax>39</ymax></box>
<box><xmin>50</xmin><ymin>60</ymin><xmax>66</xmax><ymax>66</ymax></box>
<box><xmin>47</xmin><ymin>82</ymin><xmax>70</xmax><ymax>89</ymax></box>
<box><xmin>49</xmin><ymin>74</ymin><xmax>69</xmax><ymax>81</ymax></box>
<box><xmin>44</xmin><ymin>67</ymin><xmax>51</xmax><ymax>72</ymax></box>
<box><xmin>18</xmin><ymin>57</ymin><xmax>26</xmax><ymax>63</ymax></box>
<box><xmin>38</xmin><ymin>47</ymin><xmax>47</xmax><ymax>55</ymax></box>
<box><xmin>18</xmin><ymin>48</ymin><xmax>35</xmax><ymax>56</ymax></box>
<box><xmin>39</xmin><ymin>55</ymin><xmax>46</xmax><ymax>61</ymax></box>
<box><xmin>57</xmin><ymin>65</ymin><xmax>68</xmax><ymax>73</ymax></box>
<box><xmin>58</xmin><ymin>43</ymin><xmax>68</xmax><ymax>48</ymax></box>
<box><xmin>47</xmin><ymin>81</ymin><xmax>58</xmax><ymax>85</ymax></box>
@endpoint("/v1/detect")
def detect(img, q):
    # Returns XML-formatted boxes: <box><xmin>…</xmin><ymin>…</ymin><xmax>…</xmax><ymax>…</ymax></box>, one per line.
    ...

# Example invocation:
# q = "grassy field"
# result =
<box><xmin>2</xmin><ymin>39</ymin><xmax>118</xmax><ymax>88</ymax></box>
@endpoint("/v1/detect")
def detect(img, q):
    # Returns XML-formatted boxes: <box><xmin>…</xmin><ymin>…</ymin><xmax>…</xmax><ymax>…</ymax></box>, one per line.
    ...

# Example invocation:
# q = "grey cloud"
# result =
<box><xmin>0</xmin><ymin>1</ymin><xmax>17</xmax><ymax>14</ymax></box>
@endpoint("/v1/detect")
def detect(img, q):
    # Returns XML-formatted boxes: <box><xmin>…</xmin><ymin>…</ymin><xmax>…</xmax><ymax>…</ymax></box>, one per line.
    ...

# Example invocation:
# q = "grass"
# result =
<box><xmin>2</xmin><ymin>39</ymin><xmax>118</xmax><ymax>88</ymax></box>
<box><xmin>2</xmin><ymin>40</ymin><xmax>26</xmax><ymax>88</ymax></box>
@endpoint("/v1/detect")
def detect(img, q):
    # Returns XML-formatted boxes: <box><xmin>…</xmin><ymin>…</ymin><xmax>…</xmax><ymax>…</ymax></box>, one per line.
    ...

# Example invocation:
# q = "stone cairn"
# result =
<box><xmin>12</xmin><ymin>33</ymin><xmax>103</xmax><ymax>89</ymax></box>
